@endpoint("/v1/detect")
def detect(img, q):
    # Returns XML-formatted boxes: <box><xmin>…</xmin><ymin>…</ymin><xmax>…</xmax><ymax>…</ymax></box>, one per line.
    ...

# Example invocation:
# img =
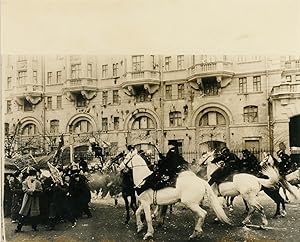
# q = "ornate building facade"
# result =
<box><xmin>3</xmin><ymin>55</ymin><xmax>300</xmax><ymax>161</ymax></box>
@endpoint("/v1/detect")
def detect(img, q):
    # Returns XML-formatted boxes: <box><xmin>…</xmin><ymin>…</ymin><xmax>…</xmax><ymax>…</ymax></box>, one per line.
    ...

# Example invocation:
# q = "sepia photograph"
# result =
<box><xmin>1</xmin><ymin>1</ymin><xmax>300</xmax><ymax>242</ymax></box>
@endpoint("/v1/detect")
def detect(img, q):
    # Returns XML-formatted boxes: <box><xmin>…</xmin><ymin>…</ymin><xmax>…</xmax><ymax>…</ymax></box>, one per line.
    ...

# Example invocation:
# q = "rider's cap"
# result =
<box><xmin>221</xmin><ymin>146</ymin><xmax>229</xmax><ymax>154</ymax></box>
<box><xmin>168</xmin><ymin>140</ymin><xmax>178</xmax><ymax>147</ymax></box>
<box><xmin>127</xmin><ymin>145</ymin><xmax>134</xmax><ymax>151</ymax></box>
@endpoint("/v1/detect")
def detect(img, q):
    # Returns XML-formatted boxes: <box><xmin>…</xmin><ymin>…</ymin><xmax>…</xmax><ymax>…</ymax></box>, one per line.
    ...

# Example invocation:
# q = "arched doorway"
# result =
<box><xmin>290</xmin><ymin>115</ymin><xmax>300</xmax><ymax>148</ymax></box>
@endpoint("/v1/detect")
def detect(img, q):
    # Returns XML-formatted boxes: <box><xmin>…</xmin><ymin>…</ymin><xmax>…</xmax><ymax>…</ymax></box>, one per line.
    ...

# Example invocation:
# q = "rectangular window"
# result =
<box><xmin>244</xmin><ymin>106</ymin><xmax>258</xmax><ymax>123</ymax></box>
<box><xmin>56</xmin><ymin>71</ymin><xmax>62</xmax><ymax>83</ymax></box>
<box><xmin>132</xmin><ymin>55</ymin><xmax>144</xmax><ymax>71</ymax></box>
<box><xmin>47</xmin><ymin>97</ymin><xmax>52</xmax><ymax>109</ymax></box>
<box><xmin>178</xmin><ymin>84</ymin><xmax>184</xmax><ymax>99</ymax></box>
<box><xmin>253</xmin><ymin>76</ymin><xmax>261</xmax><ymax>92</ymax></box>
<box><xmin>286</xmin><ymin>75</ymin><xmax>292</xmax><ymax>82</ymax></box>
<box><xmin>7</xmin><ymin>77</ymin><xmax>12</xmax><ymax>89</ymax></box>
<box><xmin>5</xmin><ymin>123</ymin><xmax>9</xmax><ymax>135</ymax></box>
<box><xmin>151</xmin><ymin>55</ymin><xmax>155</xmax><ymax>69</ymax></box>
<box><xmin>47</xmin><ymin>72</ymin><xmax>52</xmax><ymax>84</ymax></box>
<box><xmin>71</xmin><ymin>64</ymin><xmax>81</xmax><ymax>79</ymax></box>
<box><xmin>76</xmin><ymin>95</ymin><xmax>86</xmax><ymax>107</ymax></box>
<box><xmin>50</xmin><ymin>120</ymin><xmax>59</xmax><ymax>134</ymax></box>
<box><xmin>169</xmin><ymin>112</ymin><xmax>182</xmax><ymax>127</ymax></box>
<box><xmin>102</xmin><ymin>118</ymin><xmax>108</xmax><ymax>131</ymax></box>
<box><xmin>113</xmin><ymin>117</ymin><xmax>119</xmax><ymax>130</ymax></box>
<box><xmin>192</xmin><ymin>55</ymin><xmax>195</xmax><ymax>66</ymax></box>
<box><xmin>113</xmin><ymin>63</ymin><xmax>118</xmax><ymax>76</ymax></box>
<box><xmin>18</xmin><ymin>71</ymin><xmax>27</xmax><ymax>85</ymax></box>
<box><xmin>7</xmin><ymin>100</ymin><xmax>12</xmax><ymax>113</ymax></box>
<box><xmin>177</xmin><ymin>55</ymin><xmax>184</xmax><ymax>69</ymax></box>
<box><xmin>33</xmin><ymin>71</ymin><xmax>37</xmax><ymax>83</ymax></box>
<box><xmin>113</xmin><ymin>90</ymin><xmax>120</xmax><ymax>104</ymax></box>
<box><xmin>87</xmin><ymin>64</ymin><xmax>92</xmax><ymax>78</ymax></box>
<box><xmin>239</xmin><ymin>77</ymin><xmax>247</xmax><ymax>93</ymax></box>
<box><xmin>102</xmin><ymin>91</ymin><xmax>108</xmax><ymax>105</ymax></box>
<box><xmin>102</xmin><ymin>64</ymin><xmax>108</xmax><ymax>78</ymax></box>
<box><xmin>57</xmin><ymin>96</ymin><xmax>62</xmax><ymax>109</ymax></box>
<box><xmin>165</xmin><ymin>85</ymin><xmax>172</xmax><ymax>99</ymax></box>
<box><xmin>165</xmin><ymin>56</ymin><xmax>171</xmax><ymax>71</ymax></box>
<box><xmin>24</xmin><ymin>99</ymin><xmax>33</xmax><ymax>112</ymax></box>
<box><xmin>296</xmin><ymin>75</ymin><xmax>300</xmax><ymax>81</ymax></box>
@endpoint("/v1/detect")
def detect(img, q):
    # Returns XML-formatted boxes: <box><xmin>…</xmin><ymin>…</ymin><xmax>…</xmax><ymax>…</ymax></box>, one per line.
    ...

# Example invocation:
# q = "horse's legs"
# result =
<box><xmin>130</xmin><ymin>193</ymin><xmax>137</xmax><ymax>212</ymax></box>
<box><xmin>184</xmin><ymin>203</ymin><xmax>207</xmax><ymax>239</ymax></box>
<box><xmin>243</xmin><ymin>198</ymin><xmax>249</xmax><ymax>212</ymax></box>
<box><xmin>141</xmin><ymin>202</ymin><xmax>154</xmax><ymax>240</ymax></box>
<box><xmin>282</xmin><ymin>187</ymin><xmax>290</xmax><ymax>202</ymax></box>
<box><xmin>242</xmin><ymin>196</ymin><xmax>268</xmax><ymax>226</ymax></box>
<box><xmin>263</xmin><ymin>187</ymin><xmax>286</xmax><ymax>217</ymax></box>
<box><xmin>122</xmin><ymin>193</ymin><xmax>130</xmax><ymax>224</ymax></box>
<box><xmin>135</xmin><ymin>205</ymin><xmax>144</xmax><ymax>233</ymax></box>
<box><xmin>157</xmin><ymin>205</ymin><xmax>168</xmax><ymax>227</ymax></box>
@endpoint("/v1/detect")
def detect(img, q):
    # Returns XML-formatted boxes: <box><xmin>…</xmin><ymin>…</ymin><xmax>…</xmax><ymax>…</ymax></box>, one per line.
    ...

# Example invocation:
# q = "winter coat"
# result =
<box><xmin>19</xmin><ymin>177</ymin><xmax>43</xmax><ymax>217</ymax></box>
<box><xmin>9</xmin><ymin>178</ymin><xmax>23</xmax><ymax>219</ymax></box>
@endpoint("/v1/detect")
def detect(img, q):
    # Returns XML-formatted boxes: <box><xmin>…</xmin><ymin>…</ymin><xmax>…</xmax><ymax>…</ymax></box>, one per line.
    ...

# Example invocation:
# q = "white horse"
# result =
<box><xmin>199</xmin><ymin>150</ymin><xmax>281</xmax><ymax>226</ymax></box>
<box><xmin>118</xmin><ymin>150</ymin><xmax>231</xmax><ymax>240</ymax></box>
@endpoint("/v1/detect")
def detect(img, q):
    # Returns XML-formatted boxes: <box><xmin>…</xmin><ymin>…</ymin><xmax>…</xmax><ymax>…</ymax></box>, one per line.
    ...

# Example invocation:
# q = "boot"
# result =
<box><xmin>15</xmin><ymin>223</ymin><xmax>22</xmax><ymax>233</ymax></box>
<box><xmin>135</xmin><ymin>179</ymin><xmax>153</xmax><ymax>195</ymax></box>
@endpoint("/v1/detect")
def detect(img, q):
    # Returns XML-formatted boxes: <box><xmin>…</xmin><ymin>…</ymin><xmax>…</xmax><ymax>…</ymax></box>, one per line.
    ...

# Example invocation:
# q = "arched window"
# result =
<box><xmin>5</xmin><ymin>123</ymin><xmax>9</xmax><ymax>135</ymax></box>
<box><xmin>169</xmin><ymin>111</ymin><xmax>182</xmax><ymax>127</ymax></box>
<box><xmin>50</xmin><ymin>120</ymin><xmax>59</xmax><ymax>134</ymax></box>
<box><xmin>243</xmin><ymin>106</ymin><xmax>258</xmax><ymax>123</ymax></box>
<box><xmin>199</xmin><ymin>111</ymin><xmax>226</xmax><ymax>126</ymax></box>
<box><xmin>72</xmin><ymin>120</ymin><xmax>92</xmax><ymax>133</ymax></box>
<box><xmin>132</xmin><ymin>116</ymin><xmax>155</xmax><ymax>130</ymax></box>
<box><xmin>22</xmin><ymin>123</ymin><xmax>37</xmax><ymax>136</ymax></box>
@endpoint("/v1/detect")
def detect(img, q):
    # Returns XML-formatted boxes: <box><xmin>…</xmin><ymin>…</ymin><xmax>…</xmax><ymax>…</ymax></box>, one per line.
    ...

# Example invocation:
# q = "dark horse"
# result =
<box><xmin>119</xmin><ymin>168</ymin><xmax>138</xmax><ymax>224</ymax></box>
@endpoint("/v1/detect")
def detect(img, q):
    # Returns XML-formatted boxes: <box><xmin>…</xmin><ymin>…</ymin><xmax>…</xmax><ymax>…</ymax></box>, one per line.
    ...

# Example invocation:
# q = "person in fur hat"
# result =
<box><xmin>15</xmin><ymin>169</ymin><xmax>43</xmax><ymax>232</ymax></box>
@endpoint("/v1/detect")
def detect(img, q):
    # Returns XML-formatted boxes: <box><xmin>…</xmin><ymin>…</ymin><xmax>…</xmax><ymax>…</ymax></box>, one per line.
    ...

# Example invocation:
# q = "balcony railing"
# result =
<box><xmin>127</xmin><ymin>70</ymin><xmax>160</xmax><ymax>81</ymax></box>
<box><xmin>15</xmin><ymin>84</ymin><xmax>43</xmax><ymax>94</ymax></box>
<box><xmin>271</xmin><ymin>82</ymin><xmax>300</xmax><ymax>97</ymax></box>
<box><xmin>65</xmin><ymin>78</ymin><xmax>98</xmax><ymax>89</ymax></box>
<box><xmin>188</xmin><ymin>61</ymin><xmax>233</xmax><ymax>78</ymax></box>
<box><xmin>284</xmin><ymin>59</ymin><xmax>300</xmax><ymax>69</ymax></box>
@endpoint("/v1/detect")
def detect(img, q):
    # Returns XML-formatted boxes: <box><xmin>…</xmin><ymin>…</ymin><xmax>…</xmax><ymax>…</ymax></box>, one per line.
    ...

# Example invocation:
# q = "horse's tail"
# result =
<box><xmin>279</xmin><ymin>177</ymin><xmax>300</xmax><ymax>200</ymax></box>
<box><xmin>204</xmin><ymin>182</ymin><xmax>232</xmax><ymax>225</ymax></box>
<box><xmin>257</xmin><ymin>165</ymin><xmax>280</xmax><ymax>188</ymax></box>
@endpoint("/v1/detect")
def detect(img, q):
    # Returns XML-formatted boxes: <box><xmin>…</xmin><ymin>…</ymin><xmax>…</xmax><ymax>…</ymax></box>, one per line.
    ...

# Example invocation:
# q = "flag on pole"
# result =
<box><xmin>47</xmin><ymin>162</ymin><xmax>63</xmax><ymax>185</ymax></box>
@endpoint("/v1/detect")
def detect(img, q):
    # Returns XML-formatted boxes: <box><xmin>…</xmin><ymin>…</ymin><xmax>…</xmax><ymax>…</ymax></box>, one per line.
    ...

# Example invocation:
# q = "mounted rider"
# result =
<box><xmin>240</xmin><ymin>149</ymin><xmax>261</xmax><ymax>175</ymax></box>
<box><xmin>276</xmin><ymin>149</ymin><xmax>295</xmax><ymax>177</ymax></box>
<box><xmin>134</xmin><ymin>140</ymin><xmax>188</xmax><ymax>195</ymax></box>
<box><xmin>207</xmin><ymin>146</ymin><xmax>241</xmax><ymax>185</ymax></box>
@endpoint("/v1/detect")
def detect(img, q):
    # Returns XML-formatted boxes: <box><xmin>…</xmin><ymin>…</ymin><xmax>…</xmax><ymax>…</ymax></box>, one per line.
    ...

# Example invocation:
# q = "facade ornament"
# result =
<box><xmin>65</xmin><ymin>91</ymin><xmax>76</xmax><ymax>101</ymax></box>
<box><xmin>25</xmin><ymin>95</ymin><xmax>42</xmax><ymax>105</ymax></box>
<box><xmin>81</xmin><ymin>90</ymin><xmax>97</xmax><ymax>100</ymax></box>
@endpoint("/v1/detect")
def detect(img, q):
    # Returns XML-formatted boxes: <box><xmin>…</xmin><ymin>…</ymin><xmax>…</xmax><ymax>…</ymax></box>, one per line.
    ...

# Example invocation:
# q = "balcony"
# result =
<box><xmin>63</xmin><ymin>78</ymin><xmax>98</xmax><ymax>102</ymax></box>
<box><xmin>283</xmin><ymin>60</ymin><xmax>300</xmax><ymax>70</ymax></box>
<box><xmin>121</xmin><ymin>70</ymin><xmax>160</xmax><ymax>96</ymax></box>
<box><xmin>187</xmin><ymin>61</ymin><xmax>234</xmax><ymax>91</ymax></box>
<box><xmin>14</xmin><ymin>84</ymin><xmax>43</xmax><ymax>105</ymax></box>
<box><xmin>271</xmin><ymin>82</ymin><xmax>300</xmax><ymax>105</ymax></box>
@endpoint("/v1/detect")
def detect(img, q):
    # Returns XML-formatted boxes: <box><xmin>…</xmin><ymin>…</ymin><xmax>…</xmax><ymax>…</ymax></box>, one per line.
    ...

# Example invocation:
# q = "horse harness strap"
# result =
<box><xmin>153</xmin><ymin>190</ymin><xmax>158</xmax><ymax>205</ymax></box>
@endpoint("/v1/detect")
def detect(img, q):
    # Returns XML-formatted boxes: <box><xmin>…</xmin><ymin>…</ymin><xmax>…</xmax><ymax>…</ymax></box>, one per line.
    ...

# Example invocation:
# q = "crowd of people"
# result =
<box><xmin>4</xmin><ymin>160</ymin><xmax>93</xmax><ymax>233</ymax></box>
<box><xmin>4</xmin><ymin>141</ymin><xmax>298</xmax><ymax>233</ymax></box>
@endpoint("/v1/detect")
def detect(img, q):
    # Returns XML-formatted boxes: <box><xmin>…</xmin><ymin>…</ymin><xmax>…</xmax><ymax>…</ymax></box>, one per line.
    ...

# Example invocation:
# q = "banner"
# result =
<box><xmin>47</xmin><ymin>162</ymin><xmax>63</xmax><ymax>185</ymax></box>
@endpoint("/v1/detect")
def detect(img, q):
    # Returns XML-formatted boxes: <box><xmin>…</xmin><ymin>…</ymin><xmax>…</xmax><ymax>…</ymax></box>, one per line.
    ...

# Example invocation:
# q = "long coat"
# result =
<box><xmin>19</xmin><ymin>177</ymin><xmax>43</xmax><ymax>217</ymax></box>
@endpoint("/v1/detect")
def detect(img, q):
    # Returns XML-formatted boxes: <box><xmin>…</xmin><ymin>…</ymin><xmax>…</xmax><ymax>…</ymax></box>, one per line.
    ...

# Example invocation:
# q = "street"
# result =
<box><xmin>4</xmin><ymin>191</ymin><xmax>300</xmax><ymax>242</ymax></box>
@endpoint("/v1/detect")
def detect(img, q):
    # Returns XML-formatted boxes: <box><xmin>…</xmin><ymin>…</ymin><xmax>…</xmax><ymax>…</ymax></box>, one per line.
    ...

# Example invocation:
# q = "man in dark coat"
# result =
<box><xmin>79</xmin><ymin>157</ymin><xmax>89</xmax><ymax>173</ymax></box>
<box><xmin>15</xmin><ymin>169</ymin><xmax>43</xmax><ymax>232</ymax></box>
<box><xmin>70</xmin><ymin>173</ymin><xmax>92</xmax><ymax>219</ymax></box>
<box><xmin>207</xmin><ymin>146</ymin><xmax>241</xmax><ymax>185</ymax></box>
<box><xmin>9</xmin><ymin>171</ymin><xmax>24</xmax><ymax>223</ymax></box>
<box><xmin>135</xmin><ymin>140</ymin><xmax>188</xmax><ymax>195</ymax></box>
<box><xmin>240</xmin><ymin>149</ymin><xmax>261</xmax><ymax>175</ymax></box>
<box><xmin>277</xmin><ymin>149</ymin><xmax>295</xmax><ymax>176</ymax></box>
<box><xmin>4</xmin><ymin>174</ymin><xmax>13</xmax><ymax>218</ymax></box>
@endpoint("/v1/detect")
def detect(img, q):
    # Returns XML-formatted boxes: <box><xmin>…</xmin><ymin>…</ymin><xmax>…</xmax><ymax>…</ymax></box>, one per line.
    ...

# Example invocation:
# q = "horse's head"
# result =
<box><xmin>199</xmin><ymin>150</ymin><xmax>216</xmax><ymax>166</ymax></box>
<box><xmin>118</xmin><ymin>151</ymin><xmax>135</xmax><ymax>171</ymax></box>
<box><xmin>260</xmin><ymin>153</ymin><xmax>275</xmax><ymax>167</ymax></box>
